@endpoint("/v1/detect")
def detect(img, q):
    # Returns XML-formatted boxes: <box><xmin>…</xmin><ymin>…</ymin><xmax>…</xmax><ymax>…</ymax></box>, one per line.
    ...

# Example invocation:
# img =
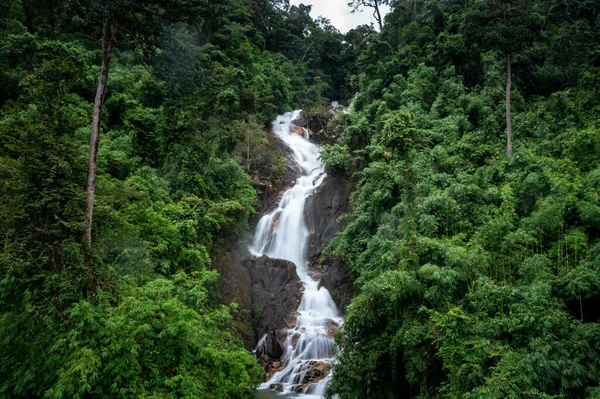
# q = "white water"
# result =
<box><xmin>251</xmin><ymin>111</ymin><xmax>342</xmax><ymax>398</ymax></box>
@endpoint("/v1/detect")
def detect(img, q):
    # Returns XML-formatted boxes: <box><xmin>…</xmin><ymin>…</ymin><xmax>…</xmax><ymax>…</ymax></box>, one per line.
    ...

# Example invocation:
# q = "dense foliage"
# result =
<box><xmin>325</xmin><ymin>0</ymin><xmax>600</xmax><ymax>398</ymax></box>
<box><xmin>4</xmin><ymin>0</ymin><xmax>600</xmax><ymax>397</ymax></box>
<box><xmin>0</xmin><ymin>0</ymin><xmax>362</xmax><ymax>397</ymax></box>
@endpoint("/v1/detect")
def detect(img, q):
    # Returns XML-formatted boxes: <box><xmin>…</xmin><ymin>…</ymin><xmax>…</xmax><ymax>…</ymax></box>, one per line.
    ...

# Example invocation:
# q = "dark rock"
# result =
<box><xmin>318</xmin><ymin>256</ymin><xmax>353</xmax><ymax>315</ymax></box>
<box><xmin>304</xmin><ymin>174</ymin><xmax>354</xmax><ymax>314</ymax></box>
<box><xmin>213</xmin><ymin>251</ymin><xmax>253</xmax><ymax>344</ymax></box>
<box><xmin>305</xmin><ymin>174</ymin><xmax>350</xmax><ymax>256</ymax></box>
<box><xmin>270</xmin><ymin>383</ymin><xmax>284</xmax><ymax>392</ymax></box>
<box><xmin>305</xmin><ymin>106</ymin><xmax>342</xmax><ymax>144</ymax></box>
<box><xmin>292</xmin><ymin>111</ymin><xmax>308</xmax><ymax>127</ymax></box>
<box><xmin>308</xmin><ymin>115</ymin><xmax>326</xmax><ymax>134</ymax></box>
<box><xmin>215</xmin><ymin>250</ymin><xmax>302</xmax><ymax>355</ymax></box>
<box><xmin>245</xmin><ymin>255</ymin><xmax>303</xmax><ymax>358</ymax></box>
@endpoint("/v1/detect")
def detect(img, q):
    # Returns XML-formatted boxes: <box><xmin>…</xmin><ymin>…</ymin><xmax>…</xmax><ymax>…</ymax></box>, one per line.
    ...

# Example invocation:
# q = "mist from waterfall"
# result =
<box><xmin>250</xmin><ymin>111</ymin><xmax>341</xmax><ymax>398</ymax></box>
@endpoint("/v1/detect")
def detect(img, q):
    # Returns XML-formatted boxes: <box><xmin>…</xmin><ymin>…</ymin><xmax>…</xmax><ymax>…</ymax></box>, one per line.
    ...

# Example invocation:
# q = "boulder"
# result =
<box><xmin>270</xmin><ymin>383</ymin><xmax>284</xmax><ymax>392</ymax></box>
<box><xmin>307</xmin><ymin>115</ymin><xmax>325</xmax><ymax>135</ymax></box>
<box><xmin>245</xmin><ymin>255</ymin><xmax>303</xmax><ymax>358</ymax></box>
<box><xmin>215</xmin><ymin>251</ymin><xmax>302</xmax><ymax>355</ymax></box>
<box><xmin>305</xmin><ymin>106</ymin><xmax>341</xmax><ymax>144</ymax></box>
<box><xmin>291</xmin><ymin>126</ymin><xmax>303</xmax><ymax>136</ymax></box>
<box><xmin>292</xmin><ymin>111</ymin><xmax>308</xmax><ymax>127</ymax></box>
<box><xmin>294</xmin><ymin>361</ymin><xmax>333</xmax><ymax>393</ymax></box>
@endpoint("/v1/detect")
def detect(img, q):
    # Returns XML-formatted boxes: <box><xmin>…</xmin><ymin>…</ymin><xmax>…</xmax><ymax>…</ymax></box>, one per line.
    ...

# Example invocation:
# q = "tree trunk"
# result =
<box><xmin>373</xmin><ymin>0</ymin><xmax>383</xmax><ymax>31</ymax></box>
<box><xmin>505</xmin><ymin>54</ymin><xmax>513</xmax><ymax>157</ymax></box>
<box><xmin>84</xmin><ymin>18</ymin><xmax>117</xmax><ymax>247</ymax></box>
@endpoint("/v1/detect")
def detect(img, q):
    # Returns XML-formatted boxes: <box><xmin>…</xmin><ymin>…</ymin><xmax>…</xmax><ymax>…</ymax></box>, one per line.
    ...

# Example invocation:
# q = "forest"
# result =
<box><xmin>1</xmin><ymin>0</ymin><xmax>599</xmax><ymax>398</ymax></box>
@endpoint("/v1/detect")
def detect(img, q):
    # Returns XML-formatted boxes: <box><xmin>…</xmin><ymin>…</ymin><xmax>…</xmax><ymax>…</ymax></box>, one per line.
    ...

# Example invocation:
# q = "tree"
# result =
<box><xmin>81</xmin><ymin>0</ymin><xmax>226</xmax><ymax>247</ymax></box>
<box><xmin>85</xmin><ymin>17</ymin><xmax>116</xmax><ymax>246</ymax></box>
<box><xmin>506</xmin><ymin>54</ymin><xmax>512</xmax><ymax>156</ymax></box>
<box><xmin>462</xmin><ymin>0</ymin><xmax>542</xmax><ymax>157</ymax></box>
<box><xmin>348</xmin><ymin>0</ymin><xmax>390</xmax><ymax>31</ymax></box>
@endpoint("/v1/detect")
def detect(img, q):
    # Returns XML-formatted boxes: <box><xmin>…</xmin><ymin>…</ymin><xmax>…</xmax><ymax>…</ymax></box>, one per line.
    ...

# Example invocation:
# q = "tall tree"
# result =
<box><xmin>81</xmin><ymin>0</ymin><xmax>226</xmax><ymax>247</ymax></box>
<box><xmin>85</xmin><ymin>17</ymin><xmax>117</xmax><ymax>246</ymax></box>
<box><xmin>462</xmin><ymin>0</ymin><xmax>541</xmax><ymax>157</ymax></box>
<box><xmin>506</xmin><ymin>54</ymin><xmax>512</xmax><ymax>157</ymax></box>
<box><xmin>348</xmin><ymin>0</ymin><xmax>390</xmax><ymax>31</ymax></box>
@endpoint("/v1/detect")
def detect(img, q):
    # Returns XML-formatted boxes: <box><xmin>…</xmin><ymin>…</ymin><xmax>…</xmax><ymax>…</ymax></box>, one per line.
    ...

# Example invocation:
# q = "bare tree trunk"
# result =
<box><xmin>505</xmin><ymin>54</ymin><xmax>513</xmax><ymax>157</ymax></box>
<box><xmin>84</xmin><ymin>18</ymin><xmax>117</xmax><ymax>247</ymax></box>
<box><xmin>373</xmin><ymin>0</ymin><xmax>383</xmax><ymax>31</ymax></box>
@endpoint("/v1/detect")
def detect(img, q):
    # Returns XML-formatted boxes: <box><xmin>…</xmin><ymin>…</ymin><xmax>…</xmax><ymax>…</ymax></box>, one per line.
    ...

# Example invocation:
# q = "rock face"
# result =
<box><xmin>250</xmin><ymin>133</ymin><xmax>301</xmax><ymax>226</ymax></box>
<box><xmin>215</xmin><ymin>125</ymin><xmax>304</xmax><ymax>355</ymax></box>
<box><xmin>215</xmin><ymin>252</ymin><xmax>302</xmax><ymax>354</ymax></box>
<box><xmin>246</xmin><ymin>255</ymin><xmax>303</xmax><ymax>354</ymax></box>
<box><xmin>294</xmin><ymin>361</ymin><xmax>332</xmax><ymax>393</ymax></box>
<box><xmin>304</xmin><ymin>173</ymin><xmax>353</xmax><ymax>314</ymax></box>
<box><xmin>215</xmin><ymin>110</ymin><xmax>352</xmax><ymax>386</ymax></box>
<box><xmin>291</xmin><ymin>108</ymin><xmax>342</xmax><ymax>144</ymax></box>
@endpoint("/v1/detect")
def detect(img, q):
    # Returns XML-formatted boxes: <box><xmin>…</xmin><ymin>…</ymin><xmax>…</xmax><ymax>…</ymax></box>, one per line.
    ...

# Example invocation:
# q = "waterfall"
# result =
<box><xmin>250</xmin><ymin>110</ymin><xmax>342</xmax><ymax>398</ymax></box>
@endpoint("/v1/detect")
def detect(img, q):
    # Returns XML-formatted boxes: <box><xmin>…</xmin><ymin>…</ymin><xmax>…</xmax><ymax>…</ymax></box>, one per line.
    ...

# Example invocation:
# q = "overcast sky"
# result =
<box><xmin>289</xmin><ymin>0</ymin><xmax>391</xmax><ymax>33</ymax></box>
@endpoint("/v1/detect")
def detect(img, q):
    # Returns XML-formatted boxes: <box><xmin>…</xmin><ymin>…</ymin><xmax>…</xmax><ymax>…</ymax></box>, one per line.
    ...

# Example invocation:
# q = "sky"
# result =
<box><xmin>289</xmin><ymin>0</ymin><xmax>391</xmax><ymax>33</ymax></box>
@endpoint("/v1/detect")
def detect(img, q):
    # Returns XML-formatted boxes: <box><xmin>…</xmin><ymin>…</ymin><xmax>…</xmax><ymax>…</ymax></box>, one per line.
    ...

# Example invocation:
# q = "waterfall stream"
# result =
<box><xmin>250</xmin><ymin>111</ymin><xmax>342</xmax><ymax>398</ymax></box>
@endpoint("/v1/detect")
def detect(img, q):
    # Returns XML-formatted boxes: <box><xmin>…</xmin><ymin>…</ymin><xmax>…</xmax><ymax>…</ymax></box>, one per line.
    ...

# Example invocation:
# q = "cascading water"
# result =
<box><xmin>250</xmin><ymin>111</ymin><xmax>342</xmax><ymax>398</ymax></box>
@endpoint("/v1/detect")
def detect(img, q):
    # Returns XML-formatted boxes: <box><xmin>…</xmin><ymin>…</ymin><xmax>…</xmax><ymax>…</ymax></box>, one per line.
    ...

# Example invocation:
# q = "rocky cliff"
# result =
<box><xmin>214</xmin><ymin>109</ymin><xmax>352</xmax><ymax>369</ymax></box>
<box><xmin>304</xmin><ymin>173</ymin><xmax>353</xmax><ymax>314</ymax></box>
<box><xmin>214</xmin><ymin>250</ymin><xmax>302</xmax><ymax>353</ymax></box>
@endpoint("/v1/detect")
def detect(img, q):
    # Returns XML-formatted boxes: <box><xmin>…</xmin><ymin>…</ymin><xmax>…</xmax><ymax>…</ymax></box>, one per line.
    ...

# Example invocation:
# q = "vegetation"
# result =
<box><xmin>0</xmin><ymin>0</ymin><xmax>361</xmax><ymax>397</ymax></box>
<box><xmin>2</xmin><ymin>0</ymin><xmax>600</xmax><ymax>397</ymax></box>
<box><xmin>324</xmin><ymin>0</ymin><xmax>600</xmax><ymax>398</ymax></box>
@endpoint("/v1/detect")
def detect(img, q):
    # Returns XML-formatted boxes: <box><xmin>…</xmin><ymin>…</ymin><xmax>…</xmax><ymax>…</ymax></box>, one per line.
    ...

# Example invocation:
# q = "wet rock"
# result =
<box><xmin>305</xmin><ymin>174</ymin><xmax>351</xmax><ymax>257</ymax></box>
<box><xmin>325</xmin><ymin>319</ymin><xmax>340</xmax><ymax>339</ymax></box>
<box><xmin>317</xmin><ymin>255</ymin><xmax>352</xmax><ymax>315</ymax></box>
<box><xmin>292</xmin><ymin>111</ymin><xmax>308</xmax><ymax>127</ymax></box>
<box><xmin>307</xmin><ymin>115</ymin><xmax>326</xmax><ymax>135</ymax></box>
<box><xmin>290</xmin><ymin>126</ymin><xmax>304</xmax><ymax>136</ymax></box>
<box><xmin>306</xmin><ymin>106</ymin><xmax>341</xmax><ymax>144</ymax></box>
<box><xmin>294</xmin><ymin>361</ymin><xmax>332</xmax><ymax>393</ymax></box>
<box><xmin>270</xmin><ymin>383</ymin><xmax>284</xmax><ymax>392</ymax></box>
<box><xmin>215</xmin><ymin>252</ymin><xmax>302</xmax><ymax>354</ymax></box>
<box><xmin>304</xmin><ymin>174</ymin><xmax>353</xmax><ymax>314</ymax></box>
<box><xmin>245</xmin><ymin>255</ymin><xmax>303</xmax><ymax>358</ymax></box>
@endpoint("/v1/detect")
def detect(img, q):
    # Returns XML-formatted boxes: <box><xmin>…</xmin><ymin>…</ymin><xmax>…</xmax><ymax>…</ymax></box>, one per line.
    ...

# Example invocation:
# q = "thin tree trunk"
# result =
<box><xmin>301</xmin><ymin>42</ymin><xmax>314</xmax><ymax>63</ymax></box>
<box><xmin>373</xmin><ymin>0</ymin><xmax>383</xmax><ymax>31</ymax></box>
<box><xmin>84</xmin><ymin>18</ymin><xmax>117</xmax><ymax>247</ymax></box>
<box><xmin>505</xmin><ymin>54</ymin><xmax>513</xmax><ymax>157</ymax></box>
